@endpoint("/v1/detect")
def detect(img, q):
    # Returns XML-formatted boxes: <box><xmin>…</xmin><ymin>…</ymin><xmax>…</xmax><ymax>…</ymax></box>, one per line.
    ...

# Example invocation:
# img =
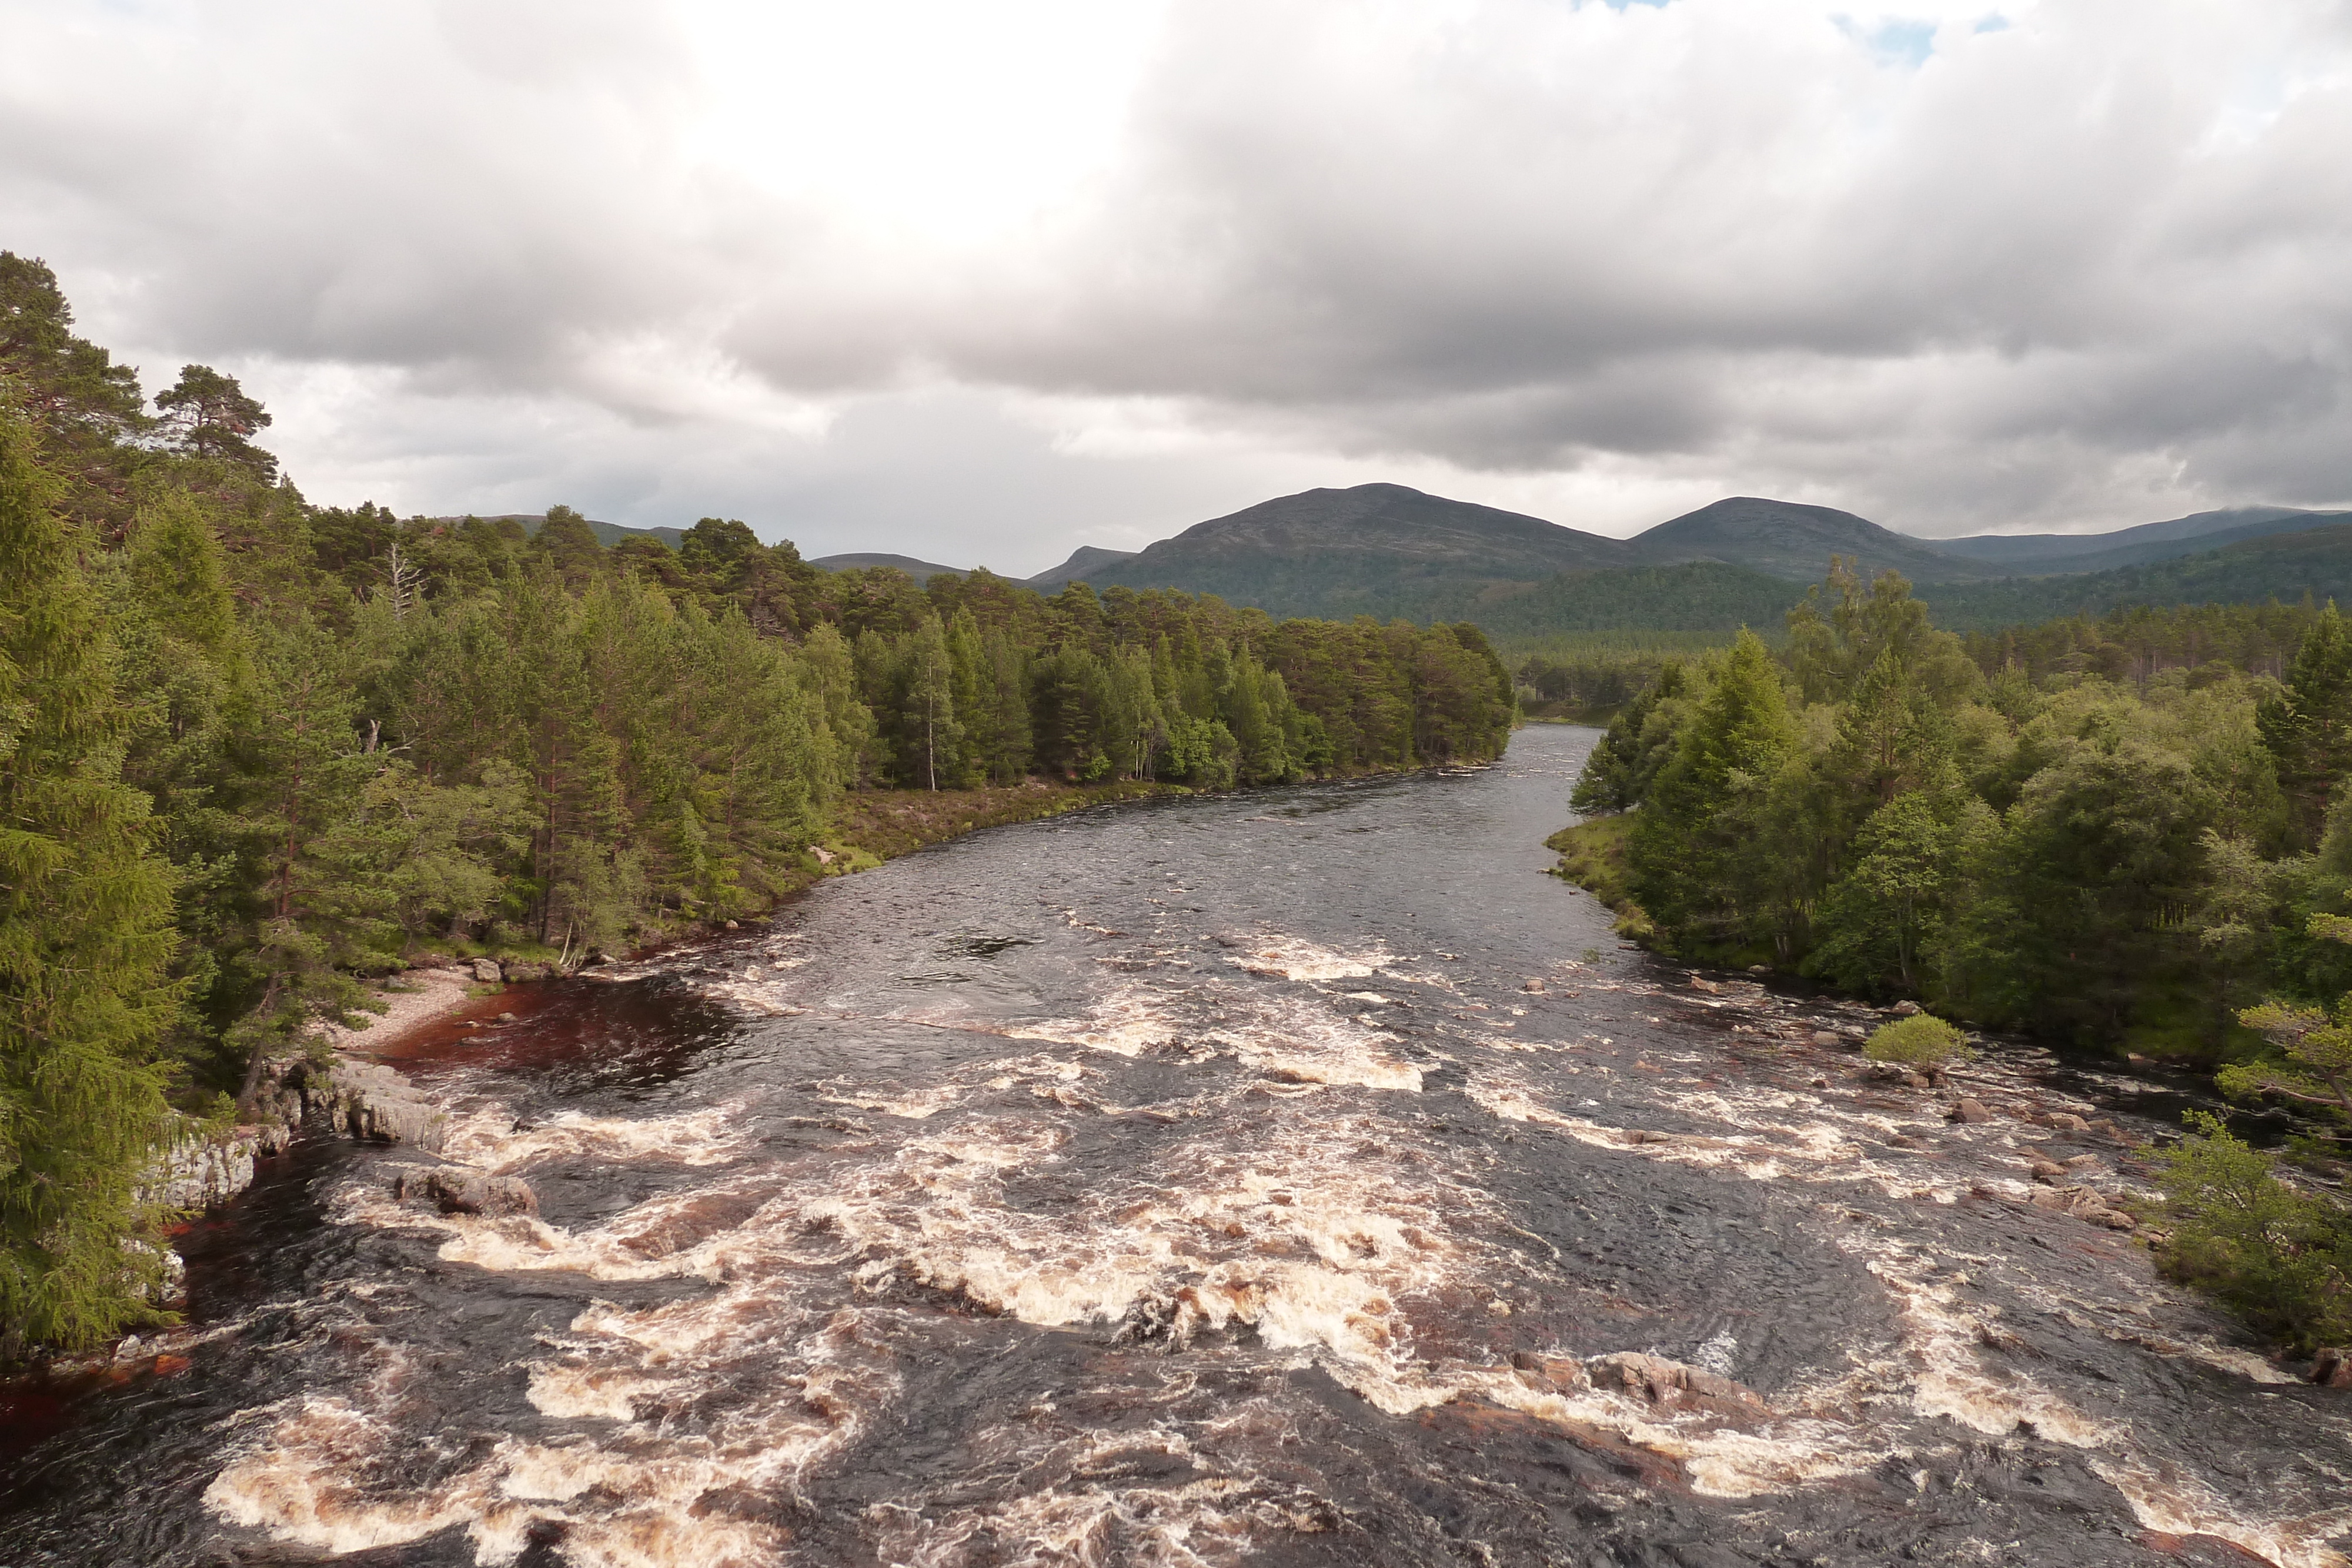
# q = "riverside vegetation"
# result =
<box><xmin>1555</xmin><ymin>562</ymin><xmax>2352</xmax><ymax>1348</ymax></box>
<box><xmin>0</xmin><ymin>255</ymin><xmax>1512</xmax><ymax>1356</ymax></box>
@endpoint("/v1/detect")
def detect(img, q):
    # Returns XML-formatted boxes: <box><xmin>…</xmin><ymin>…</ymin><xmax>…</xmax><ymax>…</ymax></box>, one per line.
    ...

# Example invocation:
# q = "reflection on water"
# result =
<box><xmin>6</xmin><ymin>728</ymin><xmax>2351</xmax><ymax>1567</ymax></box>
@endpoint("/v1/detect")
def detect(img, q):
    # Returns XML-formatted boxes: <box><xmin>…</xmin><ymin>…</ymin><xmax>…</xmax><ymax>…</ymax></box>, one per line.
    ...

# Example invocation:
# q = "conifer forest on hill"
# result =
<box><xmin>0</xmin><ymin>254</ymin><xmax>1512</xmax><ymax>1352</ymax></box>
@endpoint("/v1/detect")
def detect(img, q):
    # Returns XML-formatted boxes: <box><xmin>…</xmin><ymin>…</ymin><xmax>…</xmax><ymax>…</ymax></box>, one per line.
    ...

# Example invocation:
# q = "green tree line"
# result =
<box><xmin>1566</xmin><ymin>564</ymin><xmax>2352</xmax><ymax>1346</ymax></box>
<box><xmin>1569</xmin><ymin>560</ymin><xmax>2352</xmax><ymax>1057</ymax></box>
<box><xmin>0</xmin><ymin>253</ymin><xmax>1511</xmax><ymax>1353</ymax></box>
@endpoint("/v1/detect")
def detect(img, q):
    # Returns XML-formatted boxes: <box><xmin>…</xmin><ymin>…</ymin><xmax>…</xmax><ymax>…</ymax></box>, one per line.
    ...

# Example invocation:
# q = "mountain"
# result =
<box><xmin>1439</xmin><ymin>519</ymin><xmax>2352</xmax><ymax>647</ymax></box>
<box><xmin>1079</xmin><ymin>482</ymin><xmax>1638</xmax><ymax>619</ymax></box>
<box><xmin>807</xmin><ymin>551</ymin><xmax>967</xmax><ymax>582</ymax></box>
<box><xmin>1025</xmin><ymin>546</ymin><xmax>1140</xmax><ymax>592</ymax></box>
<box><xmin>1935</xmin><ymin>506</ymin><xmax>2352</xmax><ymax>575</ymax></box>
<box><xmin>1631</xmin><ymin>496</ymin><xmax>1989</xmax><ymax>584</ymax></box>
<box><xmin>1919</xmin><ymin>521</ymin><xmax>2352</xmax><ymax>630</ymax></box>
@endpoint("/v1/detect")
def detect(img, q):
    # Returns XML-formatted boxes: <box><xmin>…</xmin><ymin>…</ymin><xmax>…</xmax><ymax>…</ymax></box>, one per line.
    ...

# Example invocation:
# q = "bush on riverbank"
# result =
<box><xmin>1863</xmin><ymin>1015</ymin><xmax>1972</xmax><ymax>1066</ymax></box>
<box><xmin>2154</xmin><ymin>1113</ymin><xmax>2352</xmax><ymax>1353</ymax></box>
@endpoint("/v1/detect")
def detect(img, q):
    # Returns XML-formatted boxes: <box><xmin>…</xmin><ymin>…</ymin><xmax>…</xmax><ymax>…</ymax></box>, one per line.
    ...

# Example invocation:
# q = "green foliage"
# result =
<box><xmin>1626</xmin><ymin>630</ymin><xmax>1800</xmax><ymax>958</ymax></box>
<box><xmin>1562</xmin><ymin>564</ymin><xmax>2352</xmax><ymax>1057</ymax></box>
<box><xmin>2154</xmin><ymin>1112</ymin><xmax>2352</xmax><ymax>1352</ymax></box>
<box><xmin>1862</xmin><ymin>1015</ymin><xmax>1971</xmax><ymax>1065</ymax></box>
<box><xmin>155</xmin><ymin>365</ymin><xmax>275</xmax><ymax>483</ymax></box>
<box><xmin>2256</xmin><ymin>602</ymin><xmax>2352</xmax><ymax>847</ymax></box>
<box><xmin>0</xmin><ymin>403</ymin><xmax>182</xmax><ymax>1353</ymax></box>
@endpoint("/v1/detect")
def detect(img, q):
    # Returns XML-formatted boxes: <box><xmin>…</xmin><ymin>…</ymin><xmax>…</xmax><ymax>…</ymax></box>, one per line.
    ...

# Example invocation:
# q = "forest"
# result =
<box><xmin>0</xmin><ymin>255</ymin><xmax>1512</xmax><ymax>1352</ymax></box>
<box><xmin>1559</xmin><ymin>567</ymin><xmax>2352</xmax><ymax>1344</ymax></box>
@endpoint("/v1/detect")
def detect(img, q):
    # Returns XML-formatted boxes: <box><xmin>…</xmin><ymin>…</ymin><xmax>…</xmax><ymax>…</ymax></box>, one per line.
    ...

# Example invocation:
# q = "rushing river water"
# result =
<box><xmin>6</xmin><ymin>725</ymin><xmax>2351</xmax><ymax>1567</ymax></box>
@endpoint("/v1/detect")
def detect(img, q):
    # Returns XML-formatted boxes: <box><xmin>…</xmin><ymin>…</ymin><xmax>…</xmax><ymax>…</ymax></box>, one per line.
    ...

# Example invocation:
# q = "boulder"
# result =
<box><xmin>147</xmin><ymin>1126</ymin><xmax>262</xmax><ymax>1210</ymax></box>
<box><xmin>386</xmin><ymin>1164</ymin><xmax>538</xmax><ymax>1218</ymax></box>
<box><xmin>470</xmin><ymin>958</ymin><xmax>503</xmax><ymax>985</ymax></box>
<box><xmin>1689</xmin><ymin>977</ymin><xmax>1722</xmax><ymax>994</ymax></box>
<box><xmin>1521</xmin><ymin>978</ymin><xmax>1546</xmax><ymax>994</ymax></box>
<box><xmin>2026</xmin><ymin>1158</ymin><xmax>2067</xmax><ymax>1182</ymax></box>
<box><xmin>501</xmin><ymin>960</ymin><xmax>550</xmax><ymax>982</ymax></box>
<box><xmin>1811</xmin><ymin>1031</ymin><xmax>1843</xmax><ymax>1048</ymax></box>
<box><xmin>1510</xmin><ymin>1350</ymin><xmax>1591</xmax><ymax>1392</ymax></box>
<box><xmin>2045</xmin><ymin>1112</ymin><xmax>2091</xmax><ymax>1134</ymax></box>
<box><xmin>1890</xmin><ymin>1000</ymin><xmax>1923</xmax><ymax>1017</ymax></box>
<box><xmin>1950</xmin><ymin>1098</ymin><xmax>1996</xmax><ymax>1124</ymax></box>
<box><xmin>1746</xmin><ymin>965</ymin><xmax>1770</xmax><ymax>976</ymax></box>
<box><xmin>309</xmin><ymin>1060</ymin><xmax>448</xmax><ymax>1151</ymax></box>
<box><xmin>2028</xmin><ymin>1184</ymin><xmax>2135</xmax><ymax>1229</ymax></box>
<box><xmin>2313</xmin><ymin>1348</ymin><xmax>2352</xmax><ymax>1388</ymax></box>
<box><xmin>1587</xmin><ymin>1352</ymin><xmax>1768</xmax><ymax>1416</ymax></box>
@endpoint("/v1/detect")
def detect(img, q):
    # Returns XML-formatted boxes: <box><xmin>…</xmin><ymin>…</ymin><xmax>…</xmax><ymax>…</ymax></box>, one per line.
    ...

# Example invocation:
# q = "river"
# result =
<box><xmin>4</xmin><ymin>725</ymin><xmax>2348</xmax><ymax>1567</ymax></box>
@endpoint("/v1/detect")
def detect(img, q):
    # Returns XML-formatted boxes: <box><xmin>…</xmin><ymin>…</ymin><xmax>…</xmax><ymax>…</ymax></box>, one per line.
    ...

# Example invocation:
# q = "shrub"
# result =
<box><xmin>2155</xmin><ymin>1112</ymin><xmax>2352</xmax><ymax>1352</ymax></box>
<box><xmin>1863</xmin><ymin>1014</ymin><xmax>1972</xmax><ymax>1065</ymax></box>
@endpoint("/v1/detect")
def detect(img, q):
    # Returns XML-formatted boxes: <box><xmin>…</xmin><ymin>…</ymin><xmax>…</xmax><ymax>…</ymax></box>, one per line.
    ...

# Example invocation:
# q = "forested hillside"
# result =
<box><xmin>0</xmin><ymin>254</ymin><xmax>1511</xmax><ymax>1352</ymax></box>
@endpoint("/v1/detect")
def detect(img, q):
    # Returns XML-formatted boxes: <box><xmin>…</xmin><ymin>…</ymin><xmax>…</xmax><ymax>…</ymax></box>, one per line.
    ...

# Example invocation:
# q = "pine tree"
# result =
<box><xmin>2257</xmin><ymin>602</ymin><xmax>2352</xmax><ymax>847</ymax></box>
<box><xmin>1630</xmin><ymin>630</ymin><xmax>1800</xmax><ymax>955</ymax></box>
<box><xmin>0</xmin><ymin>404</ymin><xmax>182</xmax><ymax>1354</ymax></box>
<box><xmin>155</xmin><ymin>365</ymin><xmax>276</xmax><ymax>483</ymax></box>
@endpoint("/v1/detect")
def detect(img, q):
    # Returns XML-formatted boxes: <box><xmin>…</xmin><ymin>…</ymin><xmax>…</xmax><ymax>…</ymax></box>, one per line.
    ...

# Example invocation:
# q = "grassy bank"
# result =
<box><xmin>1544</xmin><ymin>816</ymin><xmax>1654</xmax><ymax>941</ymax></box>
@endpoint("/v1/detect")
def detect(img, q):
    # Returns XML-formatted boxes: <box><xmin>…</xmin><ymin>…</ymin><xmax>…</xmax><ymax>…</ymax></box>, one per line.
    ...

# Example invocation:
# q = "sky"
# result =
<box><xmin>5</xmin><ymin>0</ymin><xmax>2349</xmax><ymax>577</ymax></box>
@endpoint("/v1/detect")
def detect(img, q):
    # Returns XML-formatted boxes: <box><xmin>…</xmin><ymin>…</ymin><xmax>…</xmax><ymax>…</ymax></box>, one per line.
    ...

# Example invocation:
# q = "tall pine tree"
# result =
<box><xmin>0</xmin><ymin>404</ymin><xmax>182</xmax><ymax>1353</ymax></box>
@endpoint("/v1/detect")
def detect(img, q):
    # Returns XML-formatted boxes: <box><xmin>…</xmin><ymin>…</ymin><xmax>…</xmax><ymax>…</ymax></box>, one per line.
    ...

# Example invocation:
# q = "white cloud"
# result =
<box><xmin>4</xmin><ymin>0</ymin><xmax>2348</xmax><ymax>563</ymax></box>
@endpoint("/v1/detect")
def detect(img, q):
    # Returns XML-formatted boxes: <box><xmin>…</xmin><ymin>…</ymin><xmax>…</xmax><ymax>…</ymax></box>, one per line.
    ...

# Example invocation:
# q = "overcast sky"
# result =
<box><xmin>6</xmin><ymin>1</ymin><xmax>2348</xmax><ymax>574</ymax></box>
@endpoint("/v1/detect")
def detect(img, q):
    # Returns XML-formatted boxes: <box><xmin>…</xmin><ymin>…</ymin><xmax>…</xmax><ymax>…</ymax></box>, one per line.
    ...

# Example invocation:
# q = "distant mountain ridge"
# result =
<box><xmin>1037</xmin><ymin>483</ymin><xmax>2352</xmax><ymax>626</ymax></box>
<box><xmin>1937</xmin><ymin>507</ymin><xmax>2352</xmax><ymax>574</ymax></box>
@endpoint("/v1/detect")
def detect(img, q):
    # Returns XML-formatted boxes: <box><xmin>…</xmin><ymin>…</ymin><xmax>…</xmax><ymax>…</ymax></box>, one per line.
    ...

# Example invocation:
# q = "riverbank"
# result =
<box><xmin>1545</xmin><ymin>815</ymin><xmax>1652</xmax><ymax>940</ymax></box>
<box><xmin>149</xmin><ymin>781</ymin><xmax>1197</xmax><ymax>1223</ymax></box>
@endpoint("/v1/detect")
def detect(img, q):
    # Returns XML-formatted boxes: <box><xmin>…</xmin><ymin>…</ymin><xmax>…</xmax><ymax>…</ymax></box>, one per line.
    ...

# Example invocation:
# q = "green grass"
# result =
<box><xmin>1544</xmin><ymin>815</ymin><xmax>1653</xmax><ymax>939</ymax></box>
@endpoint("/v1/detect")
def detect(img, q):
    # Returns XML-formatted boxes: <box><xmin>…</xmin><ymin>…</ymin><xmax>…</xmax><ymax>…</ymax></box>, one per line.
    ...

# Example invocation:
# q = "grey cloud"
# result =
<box><xmin>5</xmin><ymin>0</ymin><xmax>2350</xmax><ymax>544</ymax></box>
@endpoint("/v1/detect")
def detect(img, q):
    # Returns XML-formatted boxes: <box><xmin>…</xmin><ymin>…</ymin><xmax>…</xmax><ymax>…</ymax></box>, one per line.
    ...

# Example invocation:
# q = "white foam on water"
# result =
<box><xmin>803</xmin><ymin>1109</ymin><xmax>1496</xmax><ymax>1414</ymax></box>
<box><xmin>873</xmin><ymin>1426</ymin><xmax>1333</xmax><ymax>1568</ymax></box>
<box><xmin>440</xmin><ymin>1104</ymin><xmax>749</xmax><ymax>1173</ymax></box>
<box><xmin>205</xmin><ymin>1397</ymin><xmax>484</xmax><ymax>1556</ymax></box>
<box><xmin>819</xmin><ymin>1082</ymin><xmax>966</xmax><ymax>1119</ymax></box>
<box><xmin>1223</xmin><ymin>936</ymin><xmax>1392</xmax><ymax>983</ymax></box>
<box><xmin>2093</xmin><ymin>1451</ymin><xmax>2352</xmax><ymax>1568</ymax></box>
<box><xmin>209</xmin><ymin>1296</ymin><xmax>903</xmax><ymax>1567</ymax></box>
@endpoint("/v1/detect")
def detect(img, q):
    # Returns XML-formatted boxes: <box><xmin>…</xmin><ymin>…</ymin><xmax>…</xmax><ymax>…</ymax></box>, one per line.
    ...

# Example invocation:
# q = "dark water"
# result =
<box><xmin>6</xmin><ymin>726</ymin><xmax>2350</xmax><ymax>1567</ymax></box>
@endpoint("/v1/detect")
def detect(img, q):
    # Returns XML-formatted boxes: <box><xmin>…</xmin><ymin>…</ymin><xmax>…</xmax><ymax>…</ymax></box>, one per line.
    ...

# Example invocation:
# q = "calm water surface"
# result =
<box><xmin>4</xmin><ymin>726</ymin><xmax>2346</xmax><ymax>1567</ymax></box>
